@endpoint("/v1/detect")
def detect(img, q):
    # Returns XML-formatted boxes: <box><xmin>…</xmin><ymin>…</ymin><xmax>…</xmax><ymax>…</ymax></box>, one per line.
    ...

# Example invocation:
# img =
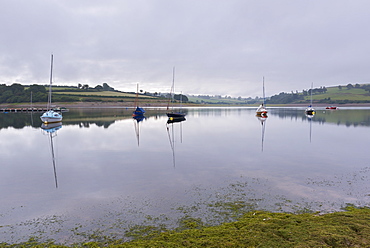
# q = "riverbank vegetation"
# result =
<box><xmin>1</xmin><ymin>83</ymin><xmax>370</xmax><ymax>106</ymax></box>
<box><xmin>0</xmin><ymin>207</ymin><xmax>369</xmax><ymax>247</ymax></box>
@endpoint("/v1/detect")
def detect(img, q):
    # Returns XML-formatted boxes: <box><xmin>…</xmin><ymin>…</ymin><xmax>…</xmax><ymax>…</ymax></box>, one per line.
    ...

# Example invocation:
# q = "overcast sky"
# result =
<box><xmin>1</xmin><ymin>0</ymin><xmax>369</xmax><ymax>98</ymax></box>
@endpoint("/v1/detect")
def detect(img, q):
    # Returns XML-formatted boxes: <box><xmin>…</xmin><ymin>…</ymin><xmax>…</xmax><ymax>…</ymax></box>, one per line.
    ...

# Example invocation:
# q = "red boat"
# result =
<box><xmin>326</xmin><ymin>106</ymin><xmax>338</xmax><ymax>110</ymax></box>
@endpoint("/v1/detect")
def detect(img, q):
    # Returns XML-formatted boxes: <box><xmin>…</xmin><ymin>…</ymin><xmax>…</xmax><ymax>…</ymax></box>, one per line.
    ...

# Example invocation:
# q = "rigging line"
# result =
<box><xmin>48</xmin><ymin>54</ymin><xmax>53</xmax><ymax>110</ymax></box>
<box><xmin>167</xmin><ymin>66</ymin><xmax>175</xmax><ymax>110</ymax></box>
<box><xmin>262</xmin><ymin>76</ymin><xmax>265</xmax><ymax>105</ymax></box>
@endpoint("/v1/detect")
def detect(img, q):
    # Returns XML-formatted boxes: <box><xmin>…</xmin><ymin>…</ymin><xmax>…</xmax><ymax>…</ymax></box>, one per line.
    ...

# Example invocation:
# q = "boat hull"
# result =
<box><xmin>305</xmin><ymin>110</ymin><xmax>315</xmax><ymax>115</ymax></box>
<box><xmin>256</xmin><ymin>111</ymin><xmax>268</xmax><ymax>117</ymax></box>
<box><xmin>132</xmin><ymin>106</ymin><xmax>145</xmax><ymax>117</ymax></box>
<box><xmin>256</xmin><ymin>103</ymin><xmax>267</xmax><ymax>117</ymax></box>
<box><xmin>167</xmin><ymin>112</ymin><xmax>186</xmax><ymax>118</ymax></box>
<box><xmin>167</xmin><ymin>116</ymin><xmax>186</xmax><ymax>124</ymax></box>
<box><xmin>40</xmin><ymin>110</ymin><xmax>63</xmax><ymax>123</ymax></box>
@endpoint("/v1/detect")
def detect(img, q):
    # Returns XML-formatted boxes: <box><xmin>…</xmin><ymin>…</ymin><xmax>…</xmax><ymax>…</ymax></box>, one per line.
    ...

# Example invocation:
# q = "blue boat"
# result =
<box><xmin>133</xmin><ymin>106</ymin><xmax>145</xmax><ymax>116</ymax></box>
<box><xmin>132</xmin><ymin>84</ymin><xmax>145</xmax><ymax>117</ymax></box>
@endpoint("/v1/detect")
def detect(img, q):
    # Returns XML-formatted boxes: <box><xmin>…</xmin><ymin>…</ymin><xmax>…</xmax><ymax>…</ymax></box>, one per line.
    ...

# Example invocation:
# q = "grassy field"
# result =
<box><xmin>23</xmin><ymin>84</ymin><xmax>370</xmax><ymax>105</ymax></box>
<box><xmin>307</xmin><ymin>86</ymin><xmax>370</xmax><ymax>102</ymax></box>
<box><xmin>187</xmin><ymin>96</ymin><xmax>253</xmax><ymax>104</ymax></box>
<box><xmin>53</xmin><ymin>91</ymin><xmax>156</xmax><ymax>99</ymax></box>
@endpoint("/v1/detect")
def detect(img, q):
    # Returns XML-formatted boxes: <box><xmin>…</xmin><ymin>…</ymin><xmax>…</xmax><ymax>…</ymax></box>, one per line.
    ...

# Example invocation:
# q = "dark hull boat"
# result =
<box><xmin>305</xmin><ymin>83</ymin><xmax>315</xmax><ymax>116</ymax></box>
<box><xmin>166</xmin><ymin>67</ymin><xmax>186</xmax><ymax>119</ymax></box>
<box><xmin>167</xmin><ymin>116</ymin><xmax>186</xmax><ymax>124</ymax></box>
<box><xmin>167</xmin><ymin>112</ymin><xmax>186</xmax><ymax>118</ymax></box>
<box><xmin>305</xmin><ymin>105</ymin><xmax>315</xmax><ymax>115</ymax></box>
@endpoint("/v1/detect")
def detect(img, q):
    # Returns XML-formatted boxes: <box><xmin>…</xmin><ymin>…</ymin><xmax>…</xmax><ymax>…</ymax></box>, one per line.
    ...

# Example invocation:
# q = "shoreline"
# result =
<box><xmin>1</xmin><ymin>101</ymin><xmax>370</xmax><ymax>109</ymax></box>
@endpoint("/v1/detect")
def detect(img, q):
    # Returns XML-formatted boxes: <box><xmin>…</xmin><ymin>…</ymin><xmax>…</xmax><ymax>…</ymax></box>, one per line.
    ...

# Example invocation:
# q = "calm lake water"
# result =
<box><xmin>0</xmin><ymin>107</ymin><xmax>369</xmax><ymax>243</ymax></box>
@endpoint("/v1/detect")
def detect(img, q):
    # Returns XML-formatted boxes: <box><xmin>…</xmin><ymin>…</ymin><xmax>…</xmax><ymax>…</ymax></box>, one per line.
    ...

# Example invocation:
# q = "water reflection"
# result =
<box><xmin>133</xmin><ymin>115</ymin><xmax>145</xmax><ymax>146</ymax></box>
<box><xmin>256</xmin><ymin>116</ymin><xmax>267</xmax><ymax>152</ymax></box>
<box><xmin>2</xmin><ymin>108</ymin><xmax>370</xmax><ymax>130</ymax></box>
<box><xmin>166</xmin><ymin>117</ymin><xmax>186</xmax><ymax>167</ymax></box>
<box><xmin>1</xmin><ymin>107</ymin><xmax>370</xmax><ymax>244</ymax></box>
<box><xmin>41</xmin><ymin>122</ymin><xmax>62</xmax><ymax>188</ymax></box>
<box><xmin>306</xmin><ymin>116</ymin><xmax>313</xmax><ymax>143</ymax></box>
<box><xmin>270</xmin><ymin>108</ymin><xmax>370</xmax><ymax>127</ymax></box>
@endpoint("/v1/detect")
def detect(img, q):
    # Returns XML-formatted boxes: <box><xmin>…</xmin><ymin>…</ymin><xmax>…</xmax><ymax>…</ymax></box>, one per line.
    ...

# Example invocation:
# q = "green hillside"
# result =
<box><xmin>310</xmin><ymin>87</ymin><xmax>369</xmax><ymax>101</ymax></box>
<box><xmin>268</xmin><ymin>84</ymin><xmax>370</xmax><ymax>104</ymax></box>
<box><xmin>1</xmin><ymin>83</ymin><xmax>370</xmax><ymax>105</ymax></box>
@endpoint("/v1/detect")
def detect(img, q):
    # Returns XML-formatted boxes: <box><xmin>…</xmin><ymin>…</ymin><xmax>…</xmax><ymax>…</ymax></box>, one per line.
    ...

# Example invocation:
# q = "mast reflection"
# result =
<box><xmin>166</xmin><ymin>116</ymin><xmax>186</xmax><ymax>167</ymax></box>
<box><xmin>41</xmin><ymin>122</ymin><xmax>62</xmax><ymax>188</ymax></box>
<box><xmin>256</xmin><ymin>116</ymin><xmax>267</xmax><ymax>152</ymax></box>
<box><xmin>133</xmin><ymin>115</ymin><xmax>145</xmax><ymax>146</ymax></box>
<box><xmin>305</xmin><ymin>113</ymin><xmax>314</xmax><ymax>143</ymax></box>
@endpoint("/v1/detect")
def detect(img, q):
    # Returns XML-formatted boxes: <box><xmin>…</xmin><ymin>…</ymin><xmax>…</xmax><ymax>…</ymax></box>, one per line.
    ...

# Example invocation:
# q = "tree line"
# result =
<box><xmin>0</xmin><ymin>84</ymin><xmax>80</xmax><ymax>103</ymax></box>
<box><xmin>0</xmin><ymin>83</ymin><xmax>120</xmax><ymax>104</ymax></box>
<box><xmin>1</xmin><ymin>83</ymin><xmax>369</xmax><ymax>104</ymax></box>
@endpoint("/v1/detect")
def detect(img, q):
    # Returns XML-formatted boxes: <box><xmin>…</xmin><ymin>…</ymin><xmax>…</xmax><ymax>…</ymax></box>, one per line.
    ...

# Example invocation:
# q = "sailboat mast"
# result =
<box><xmin>135</xmin><ymin>83</ymin><xmax>139</xmax><ymax>107</ymax></box>
<box><xmin>48</xmin><ymin>54</ymin><xmax>54</xmax><ymax>110</ymax></box>
<box><xmin>167</xmin><ymin>66</ymin><xmax>175</xmax><ymax>110</ymax></box>
<box><xmin>262</xmin><ymin>76</ymin><xmax>265</xmax><ymax>105</ymax></box>
<box><xmin>172</xmin><ymin>66</ymin><xmax>175</xmax><ymax>99</ymax></box>
<box><xmin>310</xmin><ymin>82</ymin><xmax>313</xmax><ymax>105</ymax></box>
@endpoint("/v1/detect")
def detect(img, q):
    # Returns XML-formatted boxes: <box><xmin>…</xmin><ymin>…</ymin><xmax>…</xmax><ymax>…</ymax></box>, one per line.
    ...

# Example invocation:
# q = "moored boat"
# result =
<box><xmin>132</xmin><ymin>83</ymin><xmax>145</xmax><ymax>117</ymax></box>
<box><xmin>256</xmin><ymin>77</ymin><xmax>268</xmax><ymax>117</ymax></box>
<box><xmin>305</xmin><ymin>83</ymin><xmax>315</xmax><ymax>116</ymax></box>
<box><xmin>40</xmin><ymin>54</ymin><xmax>62</xmax><ymax>124</ymax></box>
<box><xmin>166</xmin><ymin>67</ymin><xmax>186</xmax><ymax>118</ymax></box>
<box><xmin>326</xmin><ymin>106</ymin><xmax>338</xmax><ymax>110</ymax></box>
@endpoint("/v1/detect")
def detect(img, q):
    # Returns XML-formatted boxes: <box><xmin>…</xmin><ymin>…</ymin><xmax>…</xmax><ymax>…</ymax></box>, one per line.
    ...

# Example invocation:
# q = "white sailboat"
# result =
<box><xmin>305</xmin><ymin>83</ymin><xmax>315</xmax><ymax>117</ymax></box>
<box><xmin>256</xmin><ymin>77</ymin><xmax>268</xmax><ymax>116</ymax></box>
<box><xmin>40</xmin><ymin>54</ymin><xmax>62</xmax><ymax>123</ymax></box>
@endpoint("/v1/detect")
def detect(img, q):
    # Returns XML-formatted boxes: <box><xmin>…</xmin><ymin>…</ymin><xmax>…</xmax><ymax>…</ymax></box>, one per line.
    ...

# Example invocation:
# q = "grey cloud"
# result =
<box><xmin>1</xmin><ymin>0</ymin><xmax>370</xmax><ymax>97</ymax></box>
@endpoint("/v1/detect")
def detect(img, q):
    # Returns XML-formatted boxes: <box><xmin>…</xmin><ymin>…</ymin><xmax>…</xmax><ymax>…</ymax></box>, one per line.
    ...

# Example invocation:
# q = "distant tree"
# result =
<box><xmin>0</xmin><ymin>84</ymin><xmax>7</xmax><ymax>94</ymax></box>
<box><xmin>338</xmin><ymin>85</ymin><xmax>342</xmax><ymax>90</ymax></box>
<box><xmin>363</xmin><ymin>85</ymin><xmax>370</xmax><ymax>93</ymax></box>
<box><xmin>26</xmin><ymin>84</ymin><xmax>47</xmax><ymax>94</ymax></box>
<box><xmin>346</xmin><ymin>83</ymin><xmax>354</xmax><ymax>90</ymax></box>
<box><xmin>9</xmin><ymin>83</ymin><xmax>24</xmax><ymax>94</ymax></box>
<box><xmin>174</xmin><ymin>94</ymin><xmax>188</xmax><ymax>102</ymax></box>
<box><xmin>102</xmin><ymin>83</ymin><xmax>114</xmax><ymax>91</ymax></box>
<box><xmin>82</xmin><ymin>84</ymin><xmax>89</xmax><ymax>90</ymax></box>
<box><xmin>355</xmin><ymin>83</ymin><xmax>361</xmax><ymax>88</ymax></box>
<box><xmin>94</xmin><ymin>85</ymin><xmax>103</xmax><ymax>91</ymax></box>
<box><xmin>0</xmin><ymin>90</ymin><xmax>12</xmax><ymax>102</ymax></box>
